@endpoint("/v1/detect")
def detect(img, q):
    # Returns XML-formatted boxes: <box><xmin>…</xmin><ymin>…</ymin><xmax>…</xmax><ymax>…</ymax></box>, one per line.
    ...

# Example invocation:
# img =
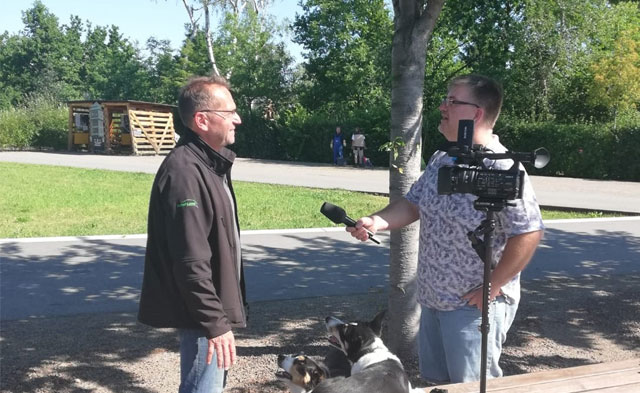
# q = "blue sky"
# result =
<box><xmin>1</xmin><ymin>0</ymin><xmax>303</xmax><ymax>61</ymax></box>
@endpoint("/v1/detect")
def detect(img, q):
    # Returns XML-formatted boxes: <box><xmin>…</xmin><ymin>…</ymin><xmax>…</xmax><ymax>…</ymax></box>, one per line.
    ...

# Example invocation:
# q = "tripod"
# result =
<box><xmin>467</xmin><ymin>198</ymin><xmax>511</xmax><ymax>393</ymax></box>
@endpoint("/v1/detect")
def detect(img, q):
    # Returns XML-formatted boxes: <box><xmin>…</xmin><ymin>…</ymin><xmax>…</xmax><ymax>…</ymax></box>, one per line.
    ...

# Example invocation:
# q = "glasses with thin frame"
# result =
<box><xmin>441</xmin><ymin>98</ymin><xmax>480</xmax><ymax>108</ymax></box>
<box><xmin>194</xmin><ymin>109</ymin><xmax>238</xmax><ymax>120</ymax></box>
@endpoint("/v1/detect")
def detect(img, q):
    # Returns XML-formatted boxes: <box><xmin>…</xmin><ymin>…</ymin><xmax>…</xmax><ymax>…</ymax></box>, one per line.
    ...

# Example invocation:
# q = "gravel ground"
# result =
<box><xmin>2</xmin><ymin>273</ymin><xmax>639</xmax><ymax>393</ymax></box>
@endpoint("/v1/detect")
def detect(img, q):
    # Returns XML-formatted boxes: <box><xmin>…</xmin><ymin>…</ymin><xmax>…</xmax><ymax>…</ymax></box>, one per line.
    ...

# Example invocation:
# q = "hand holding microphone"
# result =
<box><xmin>320</xmin><ymin>202</ymin><xmax>381</xmax><ymax>244</ymax></box>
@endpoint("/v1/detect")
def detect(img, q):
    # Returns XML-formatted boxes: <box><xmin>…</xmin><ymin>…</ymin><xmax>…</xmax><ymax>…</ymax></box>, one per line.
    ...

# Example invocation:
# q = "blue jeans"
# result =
<box><xmin>418</xmin><ymin>297</ymin><xmax>518</xmax><ymax>383</ymax></box>
<box><xmin>179</xmin><ymin>329</ymin><xmax>227</xmax><ymax>393</ymax></box>
<box><xmin>333</xmin><ymin>144</ymin><xmax>344</xmax><ymax>164</ymax></box>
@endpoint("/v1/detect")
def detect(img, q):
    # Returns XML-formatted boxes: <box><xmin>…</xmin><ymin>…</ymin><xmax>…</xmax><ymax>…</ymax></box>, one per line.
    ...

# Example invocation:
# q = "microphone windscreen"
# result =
<box><xmin>320</xmin><ymin>202</ymin><xmax>346</xmax><ymax>224</ymax></box>
<box><xmin>457</xmin><ymin>119</ymin><xmax>474</xmax><ymax>149</ymax></box>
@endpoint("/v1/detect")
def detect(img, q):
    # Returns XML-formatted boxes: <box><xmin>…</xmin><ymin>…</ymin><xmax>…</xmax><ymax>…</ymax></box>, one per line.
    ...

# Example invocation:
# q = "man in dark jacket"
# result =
<box><xmin>138</xmin><ymin>75</ymin><xmax>246</xmax><ymax>393</ymax></box>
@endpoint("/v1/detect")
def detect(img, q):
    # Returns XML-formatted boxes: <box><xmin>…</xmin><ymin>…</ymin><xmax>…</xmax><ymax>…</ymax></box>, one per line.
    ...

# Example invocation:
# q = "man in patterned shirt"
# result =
<box><xmin>347</xmin><ymin>74</ymin><xmax>544</xmax><ymax>383</ymax></box>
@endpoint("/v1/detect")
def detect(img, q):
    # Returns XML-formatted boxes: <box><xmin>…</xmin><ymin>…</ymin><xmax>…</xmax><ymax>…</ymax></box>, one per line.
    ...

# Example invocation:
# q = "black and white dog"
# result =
<box><xmin>312</xmin><ymin>310</ymin><xmax>412</xmax><ymax>393</ymax></box>
<box><xmin>275</xmin><ymin>347</ymin><xmax>351</xmax><ymax>393</ymax></box>
<box><xmin>276</xmin><ymin>353</ymin><xmax>330</xmax><ymax>393</ymax></box>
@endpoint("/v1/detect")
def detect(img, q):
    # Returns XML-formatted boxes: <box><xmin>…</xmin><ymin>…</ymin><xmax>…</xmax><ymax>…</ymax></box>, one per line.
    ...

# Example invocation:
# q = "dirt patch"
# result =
<box><xmin>1</xmin><ymin>274</ymin><xmax>638</xmax><ymax>392</ymax></box>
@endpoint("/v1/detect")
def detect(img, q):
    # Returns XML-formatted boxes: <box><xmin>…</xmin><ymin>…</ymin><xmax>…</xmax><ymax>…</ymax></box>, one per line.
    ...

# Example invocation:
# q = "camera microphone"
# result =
<box><xmin>320</xmin><ymin>202</ymin><xmax>381</xmax><ymax>244</ymax></box>
<box><xmin>457</xmin><ymin>119</ymin><xmax>474</xmax><ymax>150</ymax></box>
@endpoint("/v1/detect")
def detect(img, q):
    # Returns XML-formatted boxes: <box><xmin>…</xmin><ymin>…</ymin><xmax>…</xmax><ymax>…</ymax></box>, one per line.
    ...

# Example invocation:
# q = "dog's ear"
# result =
<box><xmin>369</xmin><ymin>309</ymin><xmax>387</xmax><ymax>337</ymax></box>
<box><xmin>310</xmin><ymin>364</ymin><xmax>328</xmax><ymax>386</ymax></box>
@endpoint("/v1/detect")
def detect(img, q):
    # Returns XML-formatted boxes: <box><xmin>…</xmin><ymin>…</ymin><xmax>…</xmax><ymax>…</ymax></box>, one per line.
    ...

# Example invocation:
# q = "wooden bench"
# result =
<box><xmin>424</xmin><ymin>358</ymin><xmax>640</xmax><ymax>392</ymax></box>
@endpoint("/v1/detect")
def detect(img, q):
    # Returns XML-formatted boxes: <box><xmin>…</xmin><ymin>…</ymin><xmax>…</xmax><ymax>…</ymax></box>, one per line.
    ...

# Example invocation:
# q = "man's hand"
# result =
<box><xmin>346</xmin><ymin>199</ymin><xmax>418</xmax><ymax>242</ymax></box>
<box><xmin>463</xmin><ymin>230</ymin><xmax>543</xmax><ymax>311</ymax></box>
<box><xmin>462</xmin><ymin>285</ymin><xmax>502</xmax><ymax>311</ymax></box>
<box><xmin>346</xmin><ymin>216</ymin><xmax>378</xmax><ymax>242</ymax></box>
<box><xmin>207</xmin><ymin>330</ymin><xmax>236</xmax><ymax>369</ymax></box>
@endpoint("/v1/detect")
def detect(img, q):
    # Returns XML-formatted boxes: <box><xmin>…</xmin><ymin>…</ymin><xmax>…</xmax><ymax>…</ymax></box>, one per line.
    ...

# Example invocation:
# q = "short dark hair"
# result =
<box><xmin>178</xmin><ymin>75</ymin><xmax>230</xmax><ymax>127</ymax></box>
<box><xmin>449</xmin><ymin>74</ymin><xmax>503</xmax><ymax>127</ymax></box>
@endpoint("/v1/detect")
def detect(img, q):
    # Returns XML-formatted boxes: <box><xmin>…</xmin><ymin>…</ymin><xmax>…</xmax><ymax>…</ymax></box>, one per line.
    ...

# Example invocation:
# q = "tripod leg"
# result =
<box><xmin>479</xmin><ymin>212</ymin><xmax>496</xmax><ymax>393</ymax></box>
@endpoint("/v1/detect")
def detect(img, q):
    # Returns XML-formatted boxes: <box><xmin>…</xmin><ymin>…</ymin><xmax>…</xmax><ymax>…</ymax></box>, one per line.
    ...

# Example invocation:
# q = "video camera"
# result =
<box><xmin>437</xmin><ymin>120</ymin><xmax>549</xmax><ymax>201</ymax></box>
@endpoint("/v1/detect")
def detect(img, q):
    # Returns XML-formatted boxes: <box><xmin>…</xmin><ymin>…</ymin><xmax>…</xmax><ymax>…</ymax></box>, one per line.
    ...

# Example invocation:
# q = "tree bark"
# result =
<box><xmin>387</xmin><ymin>0</ymin><xmax>445</xmax><ymax>362</ymax></box>
<box><xmin>203</xmin><ymin>1</ymin><xmax>221</xmax><ymax>76</ymax></box>
<box><xmin>181</xmin><ymin>0</ymin><xmax>199</xmax><ymax>39</ymax></box>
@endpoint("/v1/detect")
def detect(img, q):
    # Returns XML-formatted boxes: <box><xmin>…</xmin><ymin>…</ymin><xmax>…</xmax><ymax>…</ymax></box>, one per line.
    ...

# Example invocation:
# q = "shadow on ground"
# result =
<box><xmin>0</xmin><ymin>239</ymin><xmax>146</xmax><ymax>320</ymax></box>
<box><xmin>1</xmin><ymin>226</ymin><xmax>639</xmax><ymax>392</ymax></box>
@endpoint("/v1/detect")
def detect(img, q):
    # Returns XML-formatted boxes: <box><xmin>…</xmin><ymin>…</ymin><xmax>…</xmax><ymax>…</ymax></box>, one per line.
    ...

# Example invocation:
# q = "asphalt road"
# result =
<box><xmin>2</xmin><ymin>218</ymin><xmax>639</xmax><ymax>321</ymax></box>
<box><xmin>1</xmin><ymin>151</ymin><xmax>639</xmax><ymax>321</ymax></box>
<box><xmin>1</xmin><ymin>151</ymin><xmax>639</xmax><ymax>213</ymax></box>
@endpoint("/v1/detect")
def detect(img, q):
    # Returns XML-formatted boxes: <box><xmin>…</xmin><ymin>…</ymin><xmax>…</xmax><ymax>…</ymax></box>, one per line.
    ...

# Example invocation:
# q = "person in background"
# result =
<box><xmin>351</xmin><ymin>127</ymin><xmax>366</xmax><ymax>167</ymax></box>
<box><xmin>138</xmin><ymin>75</ymin><xmax>247</xmax><ymax>393</ymax></box>
<box><xmin>330</xmin><ymin>126</ymin><xmax>346</xmax><ymax>165</ymax></box>
<box><xmin>347</xmin><ymin>74</ymin><xmax>544</xmax><ymax>384</ymax></box>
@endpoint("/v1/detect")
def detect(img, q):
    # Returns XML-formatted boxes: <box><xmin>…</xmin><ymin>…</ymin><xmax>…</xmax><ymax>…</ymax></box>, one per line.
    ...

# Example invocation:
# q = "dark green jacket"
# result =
<box><xmin>138</xmin><ymin>130</ymin><xmax>246</xmax><ymax>339</ymax></box>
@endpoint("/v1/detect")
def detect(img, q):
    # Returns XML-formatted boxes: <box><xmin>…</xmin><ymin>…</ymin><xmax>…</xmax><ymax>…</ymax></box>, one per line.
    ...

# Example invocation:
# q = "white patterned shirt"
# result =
<box><xmin>405</xmin><ymin>135</ymin><xmax>544</xmax><ymax>311</ymax></box>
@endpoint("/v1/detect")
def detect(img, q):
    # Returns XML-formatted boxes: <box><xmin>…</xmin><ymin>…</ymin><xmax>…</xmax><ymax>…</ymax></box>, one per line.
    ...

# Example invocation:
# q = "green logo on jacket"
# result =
<box><xmin>177</xmin><ymin>199</ymin><xmax>198</xmax><ymax>208</ymax></box>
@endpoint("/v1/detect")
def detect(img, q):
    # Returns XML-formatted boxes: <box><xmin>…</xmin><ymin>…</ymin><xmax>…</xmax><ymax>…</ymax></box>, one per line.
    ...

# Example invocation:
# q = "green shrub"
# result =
<box><xmin>0</xmin><ymin>108</ymin><xmax>37</xmax><ymax>148</ymax></box>
<box><xmin>233</xmin><ymin>104</ymin><xmax>392</xmax><ymax>166</ymax></box>
<box><xmin>29</xmin><ymin>106</ymin><xmax>69</xmax><ymax>150</ymax></box>
<box><xmin>608</xmin><ymin>125</ymin><xmax>640</xmax><ymax>181</ymax></box>
<box><xmin>0</xmin><ymin>93</ymin><xmax>68</xmax><ymax>150</ymax></box>
<box><xmin>495</xmin><ymin>121</ymin><xmax>640</xmax><ymax>181</ymax></box>
<box><xmin>418</xmin><ymin>114</ymin><xmax>640</xmax><ymax>181</ymax></box>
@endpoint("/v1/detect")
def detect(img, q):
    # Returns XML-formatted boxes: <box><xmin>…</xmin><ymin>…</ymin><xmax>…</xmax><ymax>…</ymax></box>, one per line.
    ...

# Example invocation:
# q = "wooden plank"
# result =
<box><xmin>487</xmin><ymin>359</ymin><xmax>640</xmax><ymax>389</ymax></box>
<box><xmin>67</xmin><ymin>107</ymin><xmax>74</xmax><ymax>150</ymax></box>
<box><xmin>129</xmin><ymin>109</ymin><xmax>171</xmax><ymax>115</ymax></box>
<box><xmin>131</xmin><ymin>114</ymin><xmax>172</xmax><ymax>119</ymax></box>
<box><xmin>129</xmin><ymin>111</ymin><xmax>159</xmax><ymax>154</ymax></box>
<box><xmin>103</xmin><ymin>106</ymin><xmax>111</xmax><ymax>151</ymax></box>
<box><xmin>589</xmin><ymin>384</ymin><xmax>640</xmax><ymax>392</ymax></box>
<box><xmin>126</xmin><ymin>109</ymin><xmax>175</xmax><ymax>155</ymax></box>
<box><xmin>486</xmin><ymin>371</ymin><xmax>640</xmax><ymax>393</ymax></box>
<box><xmin>425</xmin><ymin>359</ymin><xmax>640</xmax><ymax>393</ymax></box>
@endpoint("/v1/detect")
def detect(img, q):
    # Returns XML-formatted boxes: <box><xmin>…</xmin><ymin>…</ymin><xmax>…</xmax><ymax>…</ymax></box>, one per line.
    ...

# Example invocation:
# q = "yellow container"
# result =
<box><xmin>73</xmin><ymin>132</ymin><xmax>89</xmax><ymax>145</ymax></box>
<box><xmin>121</xmin><ymin>134</ymin><xmax>132</xmax><ymax>145</ymax></box>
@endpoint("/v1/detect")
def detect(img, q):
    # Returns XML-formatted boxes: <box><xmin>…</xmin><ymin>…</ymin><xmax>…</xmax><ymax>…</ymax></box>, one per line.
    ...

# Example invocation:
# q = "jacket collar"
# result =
<box><xmin>178</xmin><ymin>129</ymin><xmax>236</xmax><ymax>175</ymax></box>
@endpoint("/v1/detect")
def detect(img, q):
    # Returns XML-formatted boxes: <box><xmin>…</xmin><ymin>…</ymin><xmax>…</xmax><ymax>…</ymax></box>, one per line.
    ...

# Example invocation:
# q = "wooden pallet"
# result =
<box><xmin>424</xmin><ymin>358</ymin><xmax>640</xmax><ymax>393</ymax></box>
<box><xmin>129</xmin><ymin>110</ymin><xmax>176</xmax><ymax>155</ymax></box>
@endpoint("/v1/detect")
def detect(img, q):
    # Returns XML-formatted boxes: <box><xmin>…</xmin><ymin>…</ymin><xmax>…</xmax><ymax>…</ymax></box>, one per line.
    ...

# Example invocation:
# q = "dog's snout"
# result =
<box><xmin>325</xmin><ymin>316</ymin><xmax>344</xmax><ymax>328</ymax></box>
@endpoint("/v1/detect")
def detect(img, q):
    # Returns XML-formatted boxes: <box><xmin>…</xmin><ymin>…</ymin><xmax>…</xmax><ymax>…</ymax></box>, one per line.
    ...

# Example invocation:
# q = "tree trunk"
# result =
<box><xmin>387</xmin><ymin>0</ymin><xmax>445</xmax><ymax>362</ymax></box>
<box><xmin>203</xmin><ymin>1</ymin><xmax>221</xmax><ymax>76</ymax></box>
<box><xmin>181</xmin><ymin>0</ymin><xmax>199</xmax><ymax>39</ymax></box>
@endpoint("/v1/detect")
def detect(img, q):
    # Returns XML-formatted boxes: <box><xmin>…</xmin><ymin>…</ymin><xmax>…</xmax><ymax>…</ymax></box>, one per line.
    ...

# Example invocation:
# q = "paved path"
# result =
<box><xmin>2</xmin><ymin>218</ymin><xmax>639</xmax><ymax>320</ymax></box>
<box><xmin>1</xmin><ymin>151</ymin><xmax>639</xmax><ymax>321</ymax></box>
<box><xmin>1</xmin><ymin>151</ymin><xmax>639</xmax><ymax>213</ymax></box>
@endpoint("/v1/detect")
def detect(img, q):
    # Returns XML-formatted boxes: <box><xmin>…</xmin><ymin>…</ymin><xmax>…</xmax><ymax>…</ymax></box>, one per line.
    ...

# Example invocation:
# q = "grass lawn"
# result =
<box><xmin>0</xmin><ymin>162</ymin><xmax>621</xmax><ymax>238</ymax></box>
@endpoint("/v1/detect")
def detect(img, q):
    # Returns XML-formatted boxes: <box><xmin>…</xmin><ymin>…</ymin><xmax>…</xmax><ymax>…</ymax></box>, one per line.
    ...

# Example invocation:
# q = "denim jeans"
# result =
<box><xmin>178</xmin><ymin>329</ymin><xmax>227</xmax><ymax>393</ymax></box>
<box><xmin>418</xmin><ymin>296</ymin><xmax>518</xmax><ymax>383</ymax></box>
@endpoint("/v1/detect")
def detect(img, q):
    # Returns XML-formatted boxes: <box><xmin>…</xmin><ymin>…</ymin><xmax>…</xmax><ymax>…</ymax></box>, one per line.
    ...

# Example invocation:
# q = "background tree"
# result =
<box><xmin>144</xmin><ymin>38</ymin><xmax>184</xmax><ymax>104</ymax></box>
<box><xmin>179</xmin><ymin>0</ymin><xmax>274</xmax><ymax>76</ymax></box>
<box><xmin>2</xmin><ymin>0</ymin><xmax>638</xmax><ymax>180</ymax></box>
<box><xmin>387</xmin><ymin>0</ymin><xmax>445</xmax><ymax>361</ymax></box>
<box><xmin>80</xmin><ymin>24</ymin><xmax>110</xmax><ymax>99</ymax></box>
<box><xmin>588</xmin><ymin>28</ymin><xmax>640</xmax><ymax>128</ymax></box>
<box><xmin>100</xmin><ymin>26</ymin><xmax>148</xmax><ymax>100</ymax></box>
<box><xmin>293</xmin><ymin>0</ymin><xmax>393</xmax><ymax>117</ymax></box>
<box><xmin>214</xmin><ymin>10</ymin><xmax>292</xmax><ymax>111</ymax></box>
<box><xmin>292</xmin><ymin>0</ymin><xmax>393</xmax><ymax>165</ymax></box>
<box><xmin>0</xmin><ymin>1</ymin><xmax>82</xmax><ymax>105</ymax></box>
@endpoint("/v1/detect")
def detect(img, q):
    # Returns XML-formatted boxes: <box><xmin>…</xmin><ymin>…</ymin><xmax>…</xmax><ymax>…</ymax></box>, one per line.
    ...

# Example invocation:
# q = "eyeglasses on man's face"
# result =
<box><xmin>441</xmin><ymin>98</ymin><xmax>480</xmax><ymax>108</ymax></box>
<box><xmin>195</xmin><ymin>109</ymin><xmax>238</xmax><ymax>120</ymax></box>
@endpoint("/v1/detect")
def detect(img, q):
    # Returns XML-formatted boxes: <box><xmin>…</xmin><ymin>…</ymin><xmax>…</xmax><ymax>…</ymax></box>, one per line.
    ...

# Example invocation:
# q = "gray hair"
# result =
<box><xmin>178</xmin><ymin>75</ymin><xmax>231</xmax><ymax>127</ymax></box>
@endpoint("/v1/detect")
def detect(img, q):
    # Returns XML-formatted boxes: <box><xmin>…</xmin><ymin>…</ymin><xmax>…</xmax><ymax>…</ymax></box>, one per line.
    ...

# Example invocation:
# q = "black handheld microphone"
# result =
<box><xmin>320</xmin><ymin>202</ymin><xmax>381</xmax><ymax>244</ymax></box>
